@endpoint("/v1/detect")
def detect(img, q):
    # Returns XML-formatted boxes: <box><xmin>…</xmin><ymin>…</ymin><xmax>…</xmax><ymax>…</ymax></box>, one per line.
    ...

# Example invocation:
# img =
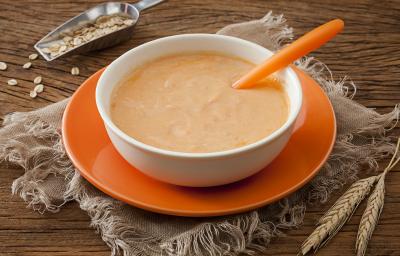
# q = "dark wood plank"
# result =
<box><xmin>1</xmin><ymin>0</ymin><xmax>399</xmax><ymax>255</ymax></box>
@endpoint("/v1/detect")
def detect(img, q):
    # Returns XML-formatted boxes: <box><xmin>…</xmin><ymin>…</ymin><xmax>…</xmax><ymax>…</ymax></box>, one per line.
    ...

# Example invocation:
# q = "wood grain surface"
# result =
<box><xmin>1</xmin><ymin>0</ymin><xmax>399</xmax><ymax>255</ymax></box>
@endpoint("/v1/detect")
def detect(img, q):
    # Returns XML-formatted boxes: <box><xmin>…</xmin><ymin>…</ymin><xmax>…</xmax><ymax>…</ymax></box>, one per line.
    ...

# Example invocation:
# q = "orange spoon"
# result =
<box><xmin>232</xmin><ymin>19</ymin><xmax>344</xmax><ymax>89</ymax></box>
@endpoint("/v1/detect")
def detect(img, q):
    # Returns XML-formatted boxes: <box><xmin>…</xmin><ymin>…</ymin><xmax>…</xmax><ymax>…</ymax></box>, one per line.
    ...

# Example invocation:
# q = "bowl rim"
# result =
<box><xmin>96</xmin><ymin>33</ymin><xmax>303</xmax><ymax>159</ymax></box>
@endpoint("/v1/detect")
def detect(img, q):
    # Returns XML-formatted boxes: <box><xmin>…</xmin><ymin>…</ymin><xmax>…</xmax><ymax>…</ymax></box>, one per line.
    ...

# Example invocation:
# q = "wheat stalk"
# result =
<box><xmin>300</xmin><ymin>175</ymin><xmax>378</xmax><ymax>255</ymax></box>
<box><xmin>355</xmin><ymin>176</ymin><xmax>385</xmax><ymax>256</ymax></box>
<box><xmin>300</xmin><ymin>138</ymin><xmax>400</xmax><ymax>255</ymax></box>
<box><xmin>355</xmin><ymin>138</ymin><xmax>400</xmax><ymax>256</ymax></box>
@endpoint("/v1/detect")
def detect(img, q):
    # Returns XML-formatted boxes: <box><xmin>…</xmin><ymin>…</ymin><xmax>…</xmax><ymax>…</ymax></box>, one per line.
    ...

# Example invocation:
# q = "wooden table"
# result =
<box><xmin>1</xmin><ymin>0</ymin><xmax>399</xmax><ymax>255</ymax></box>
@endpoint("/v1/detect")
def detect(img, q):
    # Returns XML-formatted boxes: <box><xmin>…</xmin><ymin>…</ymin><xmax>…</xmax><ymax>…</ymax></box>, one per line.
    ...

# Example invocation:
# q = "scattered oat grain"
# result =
<box><xmin>0</xmin><ymin>61</ymin><xmax>7</xmax><ymax>71</ymax></box>
<box><xmin>33</xmin><ymin>76</ymin><xmax>42</xmax><ymax>84</ymax></box>
<box><xmin>71</xmin><ymin>67</ymin><xmax>79</xmax><ymax>76</ymax></box>
<box><xmin>34</xmin><ymin>84</ymin><xmax>44</xmax><ymax>93</ymax></box>
<box><xmin>7</xmin><ymin>79</ymin><xmax>18</xmax><ymax>86</ymax></box>
<box><xmin>29</xmin><ymin>53</ymin><xmax>39</xmax><ymax>60</ymax></box>
<box><xmin>29</xmin><ymin>90</ymin><xmax>37</xmax><ymax>98</ymax></box>
<box><xmin>23</xmin><ymin>62</ymin><xmax>32</xmax><ymax>69</ymax></box>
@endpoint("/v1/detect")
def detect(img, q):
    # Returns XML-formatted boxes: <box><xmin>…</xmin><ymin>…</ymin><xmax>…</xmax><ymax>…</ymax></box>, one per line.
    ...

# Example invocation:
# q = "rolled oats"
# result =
<box><xmin>7</xmin><ymin>79</ymin><xmax>18</xmax><ymax>86</ymax></box>
<box><xmin>0</xmin><ymin>62</ymin><xmax>7</xmax><ymax>71</ymax></box>
<box><xmin>38</xmin><ymin>14</ymin><xmax>135</xmax><ymax>58</ymax></box>
<box><xmin>23</xmin><ymin>62</ymin><xmax>32</xmax><ymax>69</ymax></box>
<box><xmin>71</xmin><ymin>67</ymin><xmax>79</xmax><ymax>76</ymax></box>
<box><xmin>29</xmin><ymin>53</ymin><xmax>39</xmax><ymax>60</ymax></box>
<box><xmin>33</xmin><ymin>76</ymin><xmax>42</xmax><ymax>84</ymax></box>
<box><xmin>29</xmin><ymin>90</ymin><xmax>37</xmax><ymax>98</ymax></box>
<box><xmin>34</xmin><ymin>84</ymin><xmax>44</xmax><ymax>93</ymax></box>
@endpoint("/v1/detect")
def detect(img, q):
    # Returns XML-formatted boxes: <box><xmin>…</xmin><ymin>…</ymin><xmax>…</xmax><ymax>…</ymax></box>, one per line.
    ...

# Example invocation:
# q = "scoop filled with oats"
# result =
<box><xmin>34</xmin><ymin>0</ymin><xmax>163</xmax><ymax>61</ymax></box>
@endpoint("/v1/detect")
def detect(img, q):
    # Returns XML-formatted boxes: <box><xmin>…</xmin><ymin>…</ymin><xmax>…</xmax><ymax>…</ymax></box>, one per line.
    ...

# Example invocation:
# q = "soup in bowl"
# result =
<box><xmin>96</xmin><ymin>34</ymin><xmax>302</xmax><ymax>187</ymax></box>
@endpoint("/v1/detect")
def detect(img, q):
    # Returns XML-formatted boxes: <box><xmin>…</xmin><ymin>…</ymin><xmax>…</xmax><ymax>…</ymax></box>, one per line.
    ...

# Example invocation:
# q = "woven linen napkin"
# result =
<box><xmin>1</xmin><ymin>12</ymin><xmax>399</xmax><ymax>256</ymax></box>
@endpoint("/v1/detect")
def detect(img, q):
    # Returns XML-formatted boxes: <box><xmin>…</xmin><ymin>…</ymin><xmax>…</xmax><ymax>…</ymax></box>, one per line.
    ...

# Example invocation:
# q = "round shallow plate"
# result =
<box><xmin>62</xmin><ymin>67</ymin><xmax>336</xmax><ymax>217</ymax></box>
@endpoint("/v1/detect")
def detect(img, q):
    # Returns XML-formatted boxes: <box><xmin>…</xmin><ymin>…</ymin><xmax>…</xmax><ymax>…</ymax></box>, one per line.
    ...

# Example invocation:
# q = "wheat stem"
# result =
<box><xmin>384</xmin><ymin>138</ymin><xmax>400</xmax><ymax>174</ymax></box>
<box><xmin>386</xmin><ymin>156</ymin><xmax>400</xmax><ymax>174</ymax></box>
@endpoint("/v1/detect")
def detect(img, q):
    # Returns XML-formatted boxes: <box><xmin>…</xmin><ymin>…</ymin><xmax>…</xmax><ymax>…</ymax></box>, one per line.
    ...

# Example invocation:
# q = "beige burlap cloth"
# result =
<box><xmin>1</xmin><ymin>12</ymin><xmax>399</xmax><ymax>256</ymax></box>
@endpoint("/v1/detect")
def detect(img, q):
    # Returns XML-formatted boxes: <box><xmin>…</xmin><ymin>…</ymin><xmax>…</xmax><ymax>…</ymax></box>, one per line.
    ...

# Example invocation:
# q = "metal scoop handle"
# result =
<box><xmin>133</xmin><ymin>0</ymin><xmax>164</xmax><ymax>12</ymax></box>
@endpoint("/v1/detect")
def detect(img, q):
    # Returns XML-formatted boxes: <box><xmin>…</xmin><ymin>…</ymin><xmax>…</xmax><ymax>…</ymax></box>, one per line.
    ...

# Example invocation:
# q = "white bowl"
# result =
<box><xmin>96</xmin><ymin>34</ymin><xmax>302</xmax><ymax>187</ymax></box>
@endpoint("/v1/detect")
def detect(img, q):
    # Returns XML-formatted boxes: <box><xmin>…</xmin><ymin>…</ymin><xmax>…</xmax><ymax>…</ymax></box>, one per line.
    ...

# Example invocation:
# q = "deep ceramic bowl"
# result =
<box><xmin>96</xmin><ymin>34</ymin><xmax>302</xmax><ymax>187</ymax></box>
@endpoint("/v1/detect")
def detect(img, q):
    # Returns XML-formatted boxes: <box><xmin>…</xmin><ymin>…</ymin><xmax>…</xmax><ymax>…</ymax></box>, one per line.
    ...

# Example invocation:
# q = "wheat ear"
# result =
<box><xmin>301</xmin><ymin>137</ymin><xmax>400</xmax><ymax>255</ymax></box>
<box><xmin>356</xmin><ymin>138</ymin><xmax>400</xmax><ymax>256</ymax></box>
<box><xmin>300</xmin><ymin>175</ymin><xmax>379</xmax><ymax>255</ymax></box>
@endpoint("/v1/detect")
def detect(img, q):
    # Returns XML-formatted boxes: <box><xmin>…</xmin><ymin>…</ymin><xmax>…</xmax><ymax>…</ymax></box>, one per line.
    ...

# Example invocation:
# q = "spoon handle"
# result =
<box><xmin>133</xmin><ymin>0</ymin><xmax>164</xmax><ymax>12</ymax></box>
<box><xmin>233</xmin><ymin>19</ymin><xmax>344</xmax><ymax>89</ymax></box>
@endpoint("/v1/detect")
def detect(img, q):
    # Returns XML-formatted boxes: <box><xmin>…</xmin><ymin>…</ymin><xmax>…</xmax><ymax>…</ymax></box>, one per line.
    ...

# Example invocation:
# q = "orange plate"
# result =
<box><xmin>62</xmin><ymin>68</ymin><xmax>336</xmax><ymax>217</ymax></box>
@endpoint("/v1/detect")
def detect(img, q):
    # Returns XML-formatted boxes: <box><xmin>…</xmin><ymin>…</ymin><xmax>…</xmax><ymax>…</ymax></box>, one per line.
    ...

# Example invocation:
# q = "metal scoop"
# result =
<box><xmin>34</xmin><ymin>0</ymin><xmax>164</xmax><ymax>61</ymax></box>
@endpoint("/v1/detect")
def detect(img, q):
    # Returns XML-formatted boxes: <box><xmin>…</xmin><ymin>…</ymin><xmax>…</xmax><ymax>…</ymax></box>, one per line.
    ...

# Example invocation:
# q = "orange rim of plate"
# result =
<box><xmin>62</xmin><ymin>67</ymin><xmax>336</xmax><ymax>217</ymax></box>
